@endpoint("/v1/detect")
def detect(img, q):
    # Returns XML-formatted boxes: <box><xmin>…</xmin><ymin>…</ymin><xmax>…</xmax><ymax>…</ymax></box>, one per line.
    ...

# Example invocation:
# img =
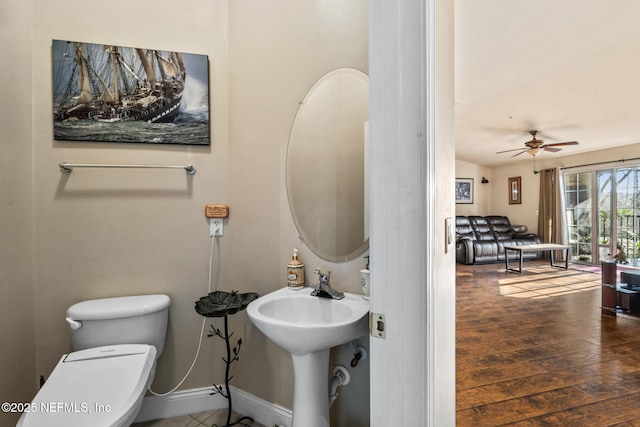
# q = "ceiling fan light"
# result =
<box><xmin>526</xmin><ymin>147</ymin><xmax>542</xmax><ymax>157</ymax></box>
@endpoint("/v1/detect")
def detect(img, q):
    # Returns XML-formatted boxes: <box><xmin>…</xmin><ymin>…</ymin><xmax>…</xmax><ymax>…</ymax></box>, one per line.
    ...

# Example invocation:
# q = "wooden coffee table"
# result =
<box><xmin>504</xmin><ymin>243</ymin><xmax>570</xmax><ymax>273</ymax></box>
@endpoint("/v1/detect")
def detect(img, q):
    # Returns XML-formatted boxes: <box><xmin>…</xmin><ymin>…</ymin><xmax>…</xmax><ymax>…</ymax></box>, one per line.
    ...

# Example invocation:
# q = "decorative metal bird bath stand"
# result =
<box><xmin>195</xmin><ymin>290</ymin><xmax>259</xmax><ymax>427</ymax></box>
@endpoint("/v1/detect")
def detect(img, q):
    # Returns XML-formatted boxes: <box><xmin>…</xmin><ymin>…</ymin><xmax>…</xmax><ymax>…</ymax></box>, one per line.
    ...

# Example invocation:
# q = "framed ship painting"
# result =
<box><xmin>52</xmin><ymin>39</ymin><xmax>210</xmax><ymax>145</ymax></box>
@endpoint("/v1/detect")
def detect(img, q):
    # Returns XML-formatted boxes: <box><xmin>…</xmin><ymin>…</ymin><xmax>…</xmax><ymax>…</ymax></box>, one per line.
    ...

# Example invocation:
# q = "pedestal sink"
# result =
<box><xmin>247</xmin><ymin>287</ymin><xmax>370</xmax><ymax>427</ymax></box>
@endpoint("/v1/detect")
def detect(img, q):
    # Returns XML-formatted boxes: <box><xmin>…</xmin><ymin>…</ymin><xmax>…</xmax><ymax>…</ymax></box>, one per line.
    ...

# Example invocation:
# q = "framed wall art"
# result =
<box><xmin>455</xmin><ymin>178</ymin><xmax>474</xmax><ymax>204</ymax></box>
<box><xmin>509</xmin><ymin>176</ymin><xmax>522</xmax><ymax>204</ymax></box>
<box><xmin>52</xmin><ymin>39</ymin><xmax>210</xmax><ymax>145</ymax></box>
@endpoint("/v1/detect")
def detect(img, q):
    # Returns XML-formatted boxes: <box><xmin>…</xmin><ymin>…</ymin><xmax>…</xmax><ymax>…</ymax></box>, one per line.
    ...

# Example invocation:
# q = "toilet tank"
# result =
<box><xmin>66</xmin><ymin>294</ymin><xmax>171</xmax><ymax>359</ymax></box>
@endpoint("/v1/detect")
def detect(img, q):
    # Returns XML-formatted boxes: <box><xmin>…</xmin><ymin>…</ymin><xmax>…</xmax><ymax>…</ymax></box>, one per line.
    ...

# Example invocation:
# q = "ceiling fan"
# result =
<box><xmin>496</xmin><ymin>130</ymin><xmax>579</xmax><ymax>157</ymax></box>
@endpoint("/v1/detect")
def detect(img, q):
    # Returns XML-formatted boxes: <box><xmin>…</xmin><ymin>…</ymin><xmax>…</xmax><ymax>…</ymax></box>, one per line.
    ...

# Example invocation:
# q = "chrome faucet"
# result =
<box><xmin>311</xmin><ymin>268</ymin><xmax>345</xmax><ymax>300</ymax></box>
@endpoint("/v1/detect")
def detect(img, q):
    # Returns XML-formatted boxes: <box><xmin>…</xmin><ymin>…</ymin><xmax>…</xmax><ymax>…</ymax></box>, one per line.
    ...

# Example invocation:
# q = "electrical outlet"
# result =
<box><xmin>209</xmin><ymin>219</ymin><xmax>224</xmax><ymax>237</ymax></box>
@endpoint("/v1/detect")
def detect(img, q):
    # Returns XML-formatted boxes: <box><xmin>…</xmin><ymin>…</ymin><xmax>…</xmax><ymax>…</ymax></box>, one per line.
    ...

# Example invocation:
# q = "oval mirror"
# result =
<box><xmin>286</xmin><ymin>68</ymin><xmax>369</xmax><ymax>262</ymax></box>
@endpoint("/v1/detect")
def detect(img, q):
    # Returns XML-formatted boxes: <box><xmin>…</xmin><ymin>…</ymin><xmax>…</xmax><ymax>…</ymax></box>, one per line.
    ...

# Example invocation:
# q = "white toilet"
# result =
<box><xmin>18</xmin><ymin>294</ymin><xmax>171</xmax><ymax>427</ymax></box>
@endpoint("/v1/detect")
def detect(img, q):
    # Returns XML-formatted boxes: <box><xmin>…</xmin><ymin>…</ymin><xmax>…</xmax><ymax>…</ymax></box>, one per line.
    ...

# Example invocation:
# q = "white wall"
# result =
<box><xmin>368</xmin><ymin>0</ymin><xmax>456</xmax><ymax>424</ymax></box>
<box><xmin>433</xmin><ymin>0</ymin><xmax>457</xmax><ymax>421</ymax></box>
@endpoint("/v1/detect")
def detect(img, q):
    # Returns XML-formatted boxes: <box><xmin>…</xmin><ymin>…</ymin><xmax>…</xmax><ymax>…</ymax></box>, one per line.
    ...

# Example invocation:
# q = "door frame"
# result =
<box><xmin>369</xmin><ymin>0</ymin><xmax>455</xmax><ymax>425</ymax></box>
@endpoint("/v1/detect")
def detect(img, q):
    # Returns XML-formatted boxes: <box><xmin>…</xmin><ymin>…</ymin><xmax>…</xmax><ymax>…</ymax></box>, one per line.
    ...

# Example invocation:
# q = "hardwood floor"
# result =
<box><xmin>456</xmin><ymin>261</ymin><xmax>640</xmax><ymax>426</ymax></box>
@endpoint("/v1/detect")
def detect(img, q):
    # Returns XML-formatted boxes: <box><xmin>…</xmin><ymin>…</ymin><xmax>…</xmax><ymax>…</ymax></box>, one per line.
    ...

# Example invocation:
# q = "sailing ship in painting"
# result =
<box><xmin>52</xmin><ymin>40</ymin><xmax>210</xmax><ymax>144</ymax></box>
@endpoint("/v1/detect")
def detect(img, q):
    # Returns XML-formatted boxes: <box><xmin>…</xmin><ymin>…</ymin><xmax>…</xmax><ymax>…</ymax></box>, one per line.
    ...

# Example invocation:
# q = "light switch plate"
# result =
<box><xmin>445</xmin><ymin>217</ymin><xmax>454</xmax><ymax>253</ymax></box>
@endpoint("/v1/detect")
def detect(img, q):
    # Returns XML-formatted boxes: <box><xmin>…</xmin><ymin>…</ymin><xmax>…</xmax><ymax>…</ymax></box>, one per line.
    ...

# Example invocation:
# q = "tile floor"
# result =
<box><xmin>132</xmin><ymin>409</ymin><xmax>267</xmax><ymax>427</ymax></box>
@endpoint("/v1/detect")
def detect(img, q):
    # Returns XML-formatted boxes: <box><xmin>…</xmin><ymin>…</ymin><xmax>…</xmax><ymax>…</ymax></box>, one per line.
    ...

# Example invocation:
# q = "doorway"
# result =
<box><xmin>564</xmin><ymin>164</ymin><xmax>640</xmax><ymax>267</ymax></box>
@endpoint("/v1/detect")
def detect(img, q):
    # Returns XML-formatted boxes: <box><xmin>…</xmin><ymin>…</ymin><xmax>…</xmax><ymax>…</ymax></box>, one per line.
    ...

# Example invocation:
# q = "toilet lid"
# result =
<box><xmin>18</xmin><ymin>344</ymin><xmax>156</xmax><ymax>427</ymax></box>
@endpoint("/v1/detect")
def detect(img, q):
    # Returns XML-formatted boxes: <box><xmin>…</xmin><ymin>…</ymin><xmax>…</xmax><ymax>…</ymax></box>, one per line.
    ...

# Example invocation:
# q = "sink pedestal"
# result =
<box><xmin>291</xmin><ymin>349</ymin><xmax>330</xmax><ymax>427</ymax></box>
<box><xmin>246</xmin><ymin>288</ymin><xmax>370</xmax><ymax>427</ymax></box>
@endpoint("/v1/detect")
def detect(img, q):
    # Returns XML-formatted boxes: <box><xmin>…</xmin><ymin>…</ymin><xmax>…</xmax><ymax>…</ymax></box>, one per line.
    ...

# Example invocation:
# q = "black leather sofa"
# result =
<box><xmin>456</xmin><ymin>215</ymin><xmax>542</xmax><ymax>265</ymax></box>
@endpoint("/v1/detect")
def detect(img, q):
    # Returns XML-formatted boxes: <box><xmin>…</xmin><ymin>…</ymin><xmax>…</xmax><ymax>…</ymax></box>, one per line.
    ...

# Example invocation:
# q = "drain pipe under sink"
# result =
<box><xmin>328</xmin><ymin>365</ymin><xmax>351</xmax><ymax>408</ymax></box>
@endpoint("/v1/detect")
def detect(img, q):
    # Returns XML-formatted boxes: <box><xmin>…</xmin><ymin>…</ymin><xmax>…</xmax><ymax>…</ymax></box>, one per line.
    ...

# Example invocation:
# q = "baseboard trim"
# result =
<box><xmin>230</xmin><ymin>386</ymin><xmax>292</xmax><ymax>427</ymax></box>
<box><xmin>135</xmin><ymin>385</ymin><xmax>292</xmax><ymax>427</ymax></box>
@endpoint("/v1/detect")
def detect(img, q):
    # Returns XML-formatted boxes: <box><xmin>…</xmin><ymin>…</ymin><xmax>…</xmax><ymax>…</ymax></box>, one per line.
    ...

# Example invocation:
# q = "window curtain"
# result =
<box><xmin>538</xmin><ymin>168</ymin><xmax>568</xmax><ymax>259</ymax></box>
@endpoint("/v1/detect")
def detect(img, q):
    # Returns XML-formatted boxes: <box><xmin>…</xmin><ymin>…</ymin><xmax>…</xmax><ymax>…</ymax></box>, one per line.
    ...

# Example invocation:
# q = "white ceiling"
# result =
<box><xmin>455</xmin><ymin>0</ymin><xmax>640</xmax><ymax>167</ymax></box>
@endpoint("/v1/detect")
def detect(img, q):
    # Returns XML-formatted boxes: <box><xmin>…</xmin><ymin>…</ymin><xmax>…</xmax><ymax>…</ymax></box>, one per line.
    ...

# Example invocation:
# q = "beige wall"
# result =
<box><xmin>489</xmin><ymin>162</ymin><xmax>541</xmax><ymax>232</ymax></box>
<box><xmin>227</xmin><ymin>0</ymin><xmax>369</xmax><ymax>414</ymax></box>
<box><xmin>458</xmin><ymin>142</ymin><xmax>640</xmax><ymax>235</ymax></box>
<box><xmin>0</xmin><ymin>1</ymin><xmax>36</xmax><ymax>426</ymax></box>
<box><xmin>455</xmin><ymin>159</ymin><xmax>492</xmax><ymax>216</ymax></box>
<box><xmin>32</xmin><ymin>0</ymin><xmax>230</xmax><ymax>397</ymax></box>
<box><xmin>6</xmin><ymin>1</ymin><xmax>370</xmax><ymax>425</ymax></box>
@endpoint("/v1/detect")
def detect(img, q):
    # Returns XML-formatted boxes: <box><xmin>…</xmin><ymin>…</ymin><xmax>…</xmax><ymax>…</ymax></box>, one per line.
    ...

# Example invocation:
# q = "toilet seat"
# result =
<box><xmin>17</xmin><ymin>344</ymin><xmax>156</xmax><ymax>427</ymax></box>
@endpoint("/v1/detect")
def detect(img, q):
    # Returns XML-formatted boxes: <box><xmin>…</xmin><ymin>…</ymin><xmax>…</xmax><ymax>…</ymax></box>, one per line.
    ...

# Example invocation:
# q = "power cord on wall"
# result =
<box><xmin>149</xmin><ymin>233</ymin><xmax>218</xmax><ymax>396</ymax></box>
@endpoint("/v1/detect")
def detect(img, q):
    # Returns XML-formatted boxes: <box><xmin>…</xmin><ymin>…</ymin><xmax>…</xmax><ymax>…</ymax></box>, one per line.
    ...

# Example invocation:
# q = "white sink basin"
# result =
<box><xmin>247</xmin><ymin>287</ymin><xmax>370</xmax><ymax>427</ymax></box>
<box><xmin>247</xmin><ymin>287</ymin><xmax>369</xmax><ymax>355</ymax></box>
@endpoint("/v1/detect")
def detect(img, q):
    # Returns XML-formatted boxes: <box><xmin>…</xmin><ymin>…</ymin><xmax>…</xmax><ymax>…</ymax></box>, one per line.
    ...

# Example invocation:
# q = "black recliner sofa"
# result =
<box><xmin>456</xmin><ymin>215</ymin><xmax>542</xmax><ymax>264</ymax></box>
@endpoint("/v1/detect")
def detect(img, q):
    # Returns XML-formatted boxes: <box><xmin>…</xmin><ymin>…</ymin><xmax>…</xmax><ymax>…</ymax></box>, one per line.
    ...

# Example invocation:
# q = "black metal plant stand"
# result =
<box><xmin>195</xmin><ymin>290</ymin><xmax>259</xmax><ymax>427</ymax></box>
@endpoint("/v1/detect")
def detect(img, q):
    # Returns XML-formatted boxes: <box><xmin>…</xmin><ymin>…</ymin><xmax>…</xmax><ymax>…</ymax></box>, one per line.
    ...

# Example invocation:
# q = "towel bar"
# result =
<box><xmin>59</xmin><ymin>162</ymin><xmax>196</xmax><ymax>175</ymax></box>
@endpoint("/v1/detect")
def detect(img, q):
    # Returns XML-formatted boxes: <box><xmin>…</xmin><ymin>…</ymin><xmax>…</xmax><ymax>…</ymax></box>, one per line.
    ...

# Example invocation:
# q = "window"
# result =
<box><xmin>564</xmin><ymin>165</ymin><xmax>640</xmax><ymax>267</ymax></box>
<box><xmin>565</xmin><ymin>172</ymin><xmax>593</xmax><ymax>262</ymax></box>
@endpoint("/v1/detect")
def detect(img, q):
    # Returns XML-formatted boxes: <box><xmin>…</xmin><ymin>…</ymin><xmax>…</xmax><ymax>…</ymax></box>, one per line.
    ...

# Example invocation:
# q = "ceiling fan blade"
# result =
<box><xmin>544</xmin><ymin>141</ymin><xmax>578</xmax><ymax>147</ymax></box>
<box><xmin>497</xmin><ymin>133</ymin><xmax>577</xmax><ymax>157</ymax></box>
<box><xmin>543</xmin><ymin>146</ymin><xmax>562</xmax><ymax>153</ymax></box>
<box><xmin>497</xmin><ymin>147</ymin><xmax>528</xmax><ymax>154</ymax></box>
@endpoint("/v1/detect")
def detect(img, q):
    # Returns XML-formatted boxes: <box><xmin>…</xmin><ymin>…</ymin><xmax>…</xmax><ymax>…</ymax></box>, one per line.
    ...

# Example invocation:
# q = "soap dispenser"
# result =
<box><xmin>360</xmin><ymin>255</ymin><xmax>370</xmax><ymax>300</ymax></box>
<box><xmin>287</xmin><ymin>248</ymin><xmax>305</xmax><ymax>290</ymax></box>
